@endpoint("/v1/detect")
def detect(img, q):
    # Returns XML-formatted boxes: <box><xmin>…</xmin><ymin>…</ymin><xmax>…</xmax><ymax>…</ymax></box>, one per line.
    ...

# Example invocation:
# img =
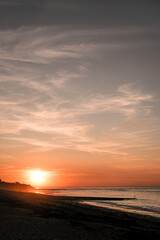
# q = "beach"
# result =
<box><xmin>0</xmin><ymin>189</ymin><xmax>160</xmax><ymax>240</ymax></box>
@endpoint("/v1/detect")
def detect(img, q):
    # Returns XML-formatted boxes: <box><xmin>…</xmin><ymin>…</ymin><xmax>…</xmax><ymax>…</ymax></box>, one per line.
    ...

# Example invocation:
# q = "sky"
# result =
<box><xmin>0</xmin><ymin>0</ymin><xmax>160</xmax><ymax>187</ymax></box>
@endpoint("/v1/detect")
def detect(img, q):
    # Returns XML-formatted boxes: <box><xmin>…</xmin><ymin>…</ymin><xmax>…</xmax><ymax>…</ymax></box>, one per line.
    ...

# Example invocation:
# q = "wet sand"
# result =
<box><xmin>0</xmin><ymin>189</ymin><xmax>160</xmax><ymax>240</ymax></box>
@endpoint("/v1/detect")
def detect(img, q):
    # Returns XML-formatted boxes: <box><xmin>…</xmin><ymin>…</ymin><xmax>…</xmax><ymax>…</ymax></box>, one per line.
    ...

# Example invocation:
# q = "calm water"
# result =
<box><xmin>41</xmin><ymin>187</ymin><xmax>160</xmax><ymax>218</ymax></box>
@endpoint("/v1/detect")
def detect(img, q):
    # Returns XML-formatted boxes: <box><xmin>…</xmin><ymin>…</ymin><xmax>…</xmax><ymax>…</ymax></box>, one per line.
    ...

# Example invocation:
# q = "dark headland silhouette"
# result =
<box><xmin>0</xmin><ymin>179</ymin><xmax>35</xmax><ymax>192</ymax></box>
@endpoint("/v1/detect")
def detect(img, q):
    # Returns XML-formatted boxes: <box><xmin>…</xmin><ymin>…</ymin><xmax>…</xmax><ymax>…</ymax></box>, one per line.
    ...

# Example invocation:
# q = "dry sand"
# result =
<box><xmin>0</xmin><ymin>189</ymin><xmax>160</xmax><ymax>240</ymax></box>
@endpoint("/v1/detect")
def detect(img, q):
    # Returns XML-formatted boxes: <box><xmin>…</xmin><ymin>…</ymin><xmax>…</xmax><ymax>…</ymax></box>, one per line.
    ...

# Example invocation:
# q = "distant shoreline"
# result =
<box><xmin>0</xmin><ymin>179</ymin><xmax>35</xmax><ymax>192</ymax></box>
<box><xmin>40</xmin><ymin>186</ymin><xmax>160</xmax><ymax>190</ymax></box>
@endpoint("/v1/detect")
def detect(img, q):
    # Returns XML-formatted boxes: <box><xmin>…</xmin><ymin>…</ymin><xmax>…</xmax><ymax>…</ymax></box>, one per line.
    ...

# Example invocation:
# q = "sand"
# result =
<box><xmin>0</xmin><ymin>189</ymin><xmax>160</xmax><ymax>240</ymax></box>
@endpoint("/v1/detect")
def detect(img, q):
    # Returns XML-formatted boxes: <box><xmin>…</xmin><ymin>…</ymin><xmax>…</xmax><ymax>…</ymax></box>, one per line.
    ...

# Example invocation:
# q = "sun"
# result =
<box><xmin>28</xmin><ymin>170</ymin><xmax>48</xmax><ymax>185</ymax></box>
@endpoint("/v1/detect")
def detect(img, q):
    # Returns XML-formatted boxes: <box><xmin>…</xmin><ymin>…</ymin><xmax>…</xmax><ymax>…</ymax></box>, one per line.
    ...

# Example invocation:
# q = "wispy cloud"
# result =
<box><xmin>0</xmin><ymin>79</ymin><xmax>155</xmax><ymax>156</ymax></box>
<box><xmin>76</xmin><ymin>84</ymin><xmax>152</xmax><ymax>118</ymax></box>
<box><xmin>0</xmin><ymin>26</ymin><xmax>158</xmax><ymax>159</ymax></box>
<box><xmin>0</xmin><ymin>26</ymin><xmax>158</xmax><ymax>65</ymax></box>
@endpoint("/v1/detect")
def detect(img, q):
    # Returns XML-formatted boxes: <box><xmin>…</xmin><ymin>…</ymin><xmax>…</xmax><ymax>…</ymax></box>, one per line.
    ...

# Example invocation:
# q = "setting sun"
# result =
<box><xmin>27</xmin><ymin>170</ymin><xmax>49</xmax><ymax>186</ymax></box>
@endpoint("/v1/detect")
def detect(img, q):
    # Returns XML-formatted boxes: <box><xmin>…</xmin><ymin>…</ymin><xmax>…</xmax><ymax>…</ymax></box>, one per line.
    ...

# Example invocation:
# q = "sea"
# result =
<box><xmin>41</xmin><ymin>187</ymin><xmax>160</xmax><ymax>218</ymax></box>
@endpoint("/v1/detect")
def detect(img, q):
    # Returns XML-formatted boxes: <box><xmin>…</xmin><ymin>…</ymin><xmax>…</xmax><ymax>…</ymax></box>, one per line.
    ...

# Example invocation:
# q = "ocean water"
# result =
<box><xmin>41</xmin><ymin>187</ymin><xmax>160</xmax><ymax>218</ymax></box>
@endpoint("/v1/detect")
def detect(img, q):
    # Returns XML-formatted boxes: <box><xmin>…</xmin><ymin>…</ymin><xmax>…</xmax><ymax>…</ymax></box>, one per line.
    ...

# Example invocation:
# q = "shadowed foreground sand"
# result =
<box><xmin>0</xmin><ymin>190</ymin><xmax>160</xmax><ymax>240</ymax></box>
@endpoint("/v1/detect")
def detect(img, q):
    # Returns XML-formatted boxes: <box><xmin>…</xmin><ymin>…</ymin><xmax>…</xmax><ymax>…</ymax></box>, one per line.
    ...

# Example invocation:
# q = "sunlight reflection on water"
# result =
<box><xmin>42</xmin><ymin>187</ymin><xmax>160</xmax><ymax>218</ymax></box>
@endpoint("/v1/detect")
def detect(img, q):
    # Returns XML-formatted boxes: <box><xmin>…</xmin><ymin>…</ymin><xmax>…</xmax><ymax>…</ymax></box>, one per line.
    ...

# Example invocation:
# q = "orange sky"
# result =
<box><xmin>0</xmin><ymin>148</ymin><xmax>160</xmax><ymax>188</ymax></box>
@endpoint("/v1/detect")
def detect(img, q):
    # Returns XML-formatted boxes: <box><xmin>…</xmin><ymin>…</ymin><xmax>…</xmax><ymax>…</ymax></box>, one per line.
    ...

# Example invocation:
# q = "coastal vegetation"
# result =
<box><xmin>0</xmin><ymin>179</ymin><xmax>35</xmax><ymax>192</ymax></box>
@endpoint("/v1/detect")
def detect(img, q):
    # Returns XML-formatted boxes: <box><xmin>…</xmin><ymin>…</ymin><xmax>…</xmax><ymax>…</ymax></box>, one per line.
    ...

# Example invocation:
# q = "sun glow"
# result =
<box><xmin>28</xmin><ymin>170</ymin><xmax>48</xmax><ymax>186</ymax></box>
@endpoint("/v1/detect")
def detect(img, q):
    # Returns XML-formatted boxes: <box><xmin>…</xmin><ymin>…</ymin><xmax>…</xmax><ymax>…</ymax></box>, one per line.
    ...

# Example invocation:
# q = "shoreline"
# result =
<box><xmin>39</xmin><ymin>188</ymin><xmax>160</xmax><ymax>219</ymax></box>
<box><xmin>0</xmin><ymin>189</ymin><xmax>160</xmax><ymax>239</ymax></box>
<box><xmin>81</xmin><ymin>200</ymin><xmax>160</xmax><ymax>219</ymax></box>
